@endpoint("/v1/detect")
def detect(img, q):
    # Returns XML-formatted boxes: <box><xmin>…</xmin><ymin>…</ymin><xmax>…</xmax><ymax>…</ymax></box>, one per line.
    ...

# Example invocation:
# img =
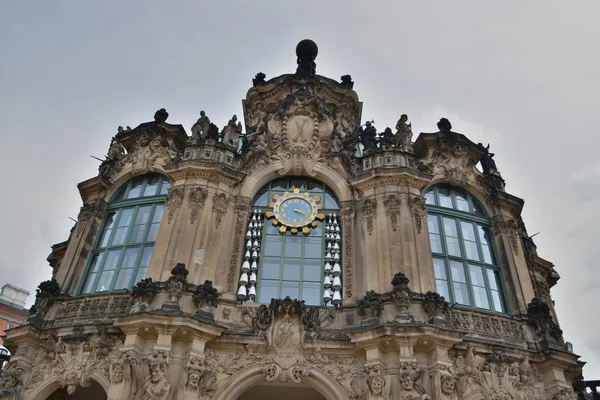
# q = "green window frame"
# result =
<box><xmin>426</xmin><ymin>185</ymin><xmax>509</xmax><ymax>314</ymax></box>
<box><xmin>79</xmin><ymin>174</ymin><xmax>170</xmax><ymax>294</ymax></box>
<box><xmin>253</xmin><ymin>177</ymin><xmax>340</xmax><ymax>306</ymax></box>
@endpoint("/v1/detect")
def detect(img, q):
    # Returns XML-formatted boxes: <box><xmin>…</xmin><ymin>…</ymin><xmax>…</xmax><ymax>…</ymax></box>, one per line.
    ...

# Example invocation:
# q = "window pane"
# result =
<box><xmin>146</xmin><ymin>223</ymin><xmax>160</xmax><ymax>242</ymax></box>
<box><xmin>450</xmin><ymin>261</ymin><xmax>466</xmax><ymax>283</ymax></box>
<box><xmin>443</xmin><ymin>218</ymin><xmax>459</xmax><ymax>237</ymax></box>
<box><xmin>130</xmin><ymin>225</ymin><xmax>146</xmax><ymax>244</ymax></box>
<box><xmin>425</xmin><ymin>191</ymin><xmax>435</xmax><ymax>205</ymax></box>
<box><xmin>307</xmin><ymin>181</ymin><xmax>323</xmax><ymax>192</ymax></box>
<box><xmin>270</xmin><ymin>178</ymin><xmax>288</xmax><ymax>191</ymax></box>
<box><xmin>264</xmin><ymin>236</ymin><xmax>283</xmax><ymax>256</ymax></box>
<box><xmin>143</xmin><ymin>176</ymin><xmax>160</xmax><ymax>196</ymax></box>
<box><xmin>478</xmin><ymin>226</ymin><xmax>495</xmax><ymax>264</ymax></box>
<box><xmin>134</xmin><ymin>267</ymin><xmax>148</xmax><ymax>284</ymax></box>
<box><xmin>481</xmin><ymin>244</ymin><xmax>493</xmax><ymax>264</ymax></box>
<box><xmin>135</xmin><ymin>206</ymin><xmax>152</xmax><ymax>225</ymax></box>
<box><xmin>430</xmin><ymin>234</ymin><xmax>443</xmax><ymax>254</ymax></box>
<box><xmin>140</xmin><ymin>247</ymin><xmax>153</xmax><ymax>267</ymax></box>
<box><xmin>303</xmin><ymin>259</ymin><xmax>322</xmax><ymax>281</ymax></box>
<box><xmin>284</xmin><ymin>236</ymin><xmax>302</xmax><ymax>258</ymax></box>
<box><xmin>103</xmin><ymin>250</ymin><xmax>121</xmax><ymax>271</ymax></box>
<box><xmin>464</xmin><ymin>240</ymin><xmax>479</xmax><ymax>261</ymax></box>
<box><xmin>81</xmin><ymin>273</ymin><xmax>97</xmax><ymax>294</ymax></box>
<box><xmin>445</xmin><ymin>237</ymin><xmax>462</xmax><ymax>257</ymax></box>
<box><xmin>433</xmin><ymin>258</ymin><xmax>447</xmax><ymax>279</ymax></box>
<box><xmin>265</xmin><ymin>222</ymin><xmax>280</xmax><ymax>235</ymax></box>
<box><xmin>281</xmin><ymin>281</ymin><xmax>300</xmax><ymax>299</ymax></box>
<box><xmin>159</xmin><ymin>178</ymin><xmax>170</xmax><ymax>195</ymax></box>
<box><xmin>473</xmin><ymin>202</ymin><xmax>485</xmax><ymax>217</ymax></box>
<box><xmin>491</xmin><ymin>290</ymin><xmax>505</xmax><ymax>313</ymax></box>
<box><xmin>436</xmin><ymin>279</ymin><xmax>450</xmax><ymax>301</ymax></box>
<box><xmin>254</xmin><ymin>189</ymin><xmax>269</xmax><ymax>207</ymax></box>
<box><xmin>304</xmin><ymin>237</ymin><xmax>322</xmax><ymax>257</ymax></box>
<box><xmin>323</xmin><ymin>191</ymin><xmax>339</xmax><ymax>209</ymax></box>
<box><xmin>96</xmin><ymin>270</ymin><xmax>115</xmax><ymax>292</ymax></box>
<box><xmin>469</xmin><ymin>265</ymin><xmax>486</xmax><ymax>286</ymax></box>
<box><xmin>427</xmin><ymin>215</ymin><xmax>440</xmax><ymax>234</ymax></box>
<box><xmin>127</xmin><ymin>179</ymin><xmax>144</xmax><ymax>199</ymax></box>
<box><xmin>291</xmin><ymin>178</ymin><xmax>307</xmax><ymax>190</ymax></box>
<box><xmin>472</xmin><ymin>285</ymin><xmax>490</xmax><ymax>309</ymax></box>
<box><xmin>302</xmin><ymin>282</ymin><xmax>321</xmax><ymax>305</ymax></box>
<box><xmin>443</xmin><ymin>218</ymin><xmax>462</xmax><ymax>257</ymax></box>
<box><xmin>487</xmin><ymin>269</ymin><xmax>501</xmax><ymax>291</ymax></box>
<box><xmin>311</xmin><ymin>222</ymin><xmax>323</xmax><ymax>237</ymax></box>
<box><xmin>455</xmin><ymin>192</ymin><xmax>470</xmax><ymax>212</ymax></box>
<box><xmin>121</xmin><ymin>248</ymin><xmax>139</xmax><ymax>269</ymax></box>
<box><xmin>261</xmin><ymin>257</ymin><xmax>281</xmax><ymax>280</ymax></box>
<box><xmin>114</xmin><ymin>268</ymin><xmax>133</xmax><ymax>290</ymax></box>
<box><xmin>461</xmin><ymin>222</ymin><xmax>476</xmax><ymax>241</ymax></box>
<box><xmin>453</xmin><ymin>282</ymin><xmax>470</xmax><ymax>305</ymax></box>
<box><xmin>438</xmin><ymin>187</ymin><xmax>453</xmax><ymax>208</ymax></box>
<box><xmin>258</xmin><ymin>280</ymin><xmax>279</xmax><ymax>303</ymax></box>
<box><xmin>282</xmin><ymin>260</ymin><xmax>301</xmax><ymax>280</ymax></box>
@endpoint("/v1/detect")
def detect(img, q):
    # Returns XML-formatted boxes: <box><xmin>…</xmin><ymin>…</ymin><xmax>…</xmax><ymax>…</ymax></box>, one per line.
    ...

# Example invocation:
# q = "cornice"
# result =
<box><xmin>164</xmin><ymin>161</ymin><xmax>246</xmax><ymax>185</ymax></box>
<box><xmin>348</xmin><ymin>168</ymin><xmax>432</xmax><ymax>192</ymax></box>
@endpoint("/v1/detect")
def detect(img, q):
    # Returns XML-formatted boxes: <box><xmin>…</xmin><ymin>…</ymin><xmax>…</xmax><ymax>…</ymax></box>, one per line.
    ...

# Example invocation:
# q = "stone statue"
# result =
<box><xmin>154</xmin><ymin>108</ymin><xmax>169</xmax><ymax>124</ymax></box>
<box><xmin>107</xmin><ymin>137</ymin><xmax>125</xmax><ymax>161</ymax></box>
<box><xmin>397</xmin><ymin>370</ymin><xmax>429</xmax><ymax>400</ymax></box>
<box><xmin>222</xmin><ymin>115</ymin><xmax>242</xmax><ymax>147</ymax></box>
<box><xmin>512</xmin><ymin>359</ymin><xmax>536</xmax><ymax>400</ymax></box>
<box><xmin>380</xmin><ymin>127</ymin><xmax>395</xmax><ymax>150</ymax></box>
<box><xmin>437</xmin><ymin>118</ymin><xmax>452</xmax><ymax>131</ymax></box>
<box><xmin>366</xmin><ymin>374</ymin><xmax>386</xmax><ymax>399</ymax></box>
<box><xmin>395</xmin><ymin>115</ymin><xmax>413</xmax><ymax>150</ymax></box>
<box><xmin>440</xmin><ymin>373</ymin><xmax>460</xmax><ymax>400</ymax></box>
<box><xmin>479</xmin><ymin>143</ymin><xmax>498</xmax><ymax>174</ymax></box>
<box><xmin>242</xmin><ymin>131</ymin><xmax>270</xmax><ymax>169</ymax></box>
<box><xmin>191</xmin><ymin>111</ymin><xmax>211</xmax><ymax>143</ymax></box>
<box><xmin>136</xmin><ymin>358</ymin><xmax>171</xmax><ymax>400</ymax></box>
<box><xmin>175</xmin><ymin>368</ymin><xmax>202</xmax><ymax>400</ymax></box>
<box><xmin>252</xmin><ymin>72</ymin><xmax>266</xmax><ymax>87</ymax></box>
<box><xmin>359</xmin><ymin>121</ymin><xmax>378</xmax><ymax>153</ymax></box>
<box><xmin>107</xmin><ymin>359</ymin><xmax>133</xmax><ymax>400</ymax></box>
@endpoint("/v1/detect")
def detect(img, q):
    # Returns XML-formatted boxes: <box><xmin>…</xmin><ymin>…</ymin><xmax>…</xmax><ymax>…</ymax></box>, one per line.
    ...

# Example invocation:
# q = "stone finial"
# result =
<box><xmin>437</xmin><ymin>117</ymin><xmax>452</xmax><ymax>131</ymax></box>
<box><xmin>154</xmin><ymin>108</ymin><xmax>169</xmax><ymax>123</ymax></box>
<box><xmin>295</xmin><ymin>39</ymin><xmax>318</xmax><ymax>76</ymax></box>
<box><xmin>171</xmin><ymin>263</ymin><xmax>189</xmax><ymax>279</ymax></box>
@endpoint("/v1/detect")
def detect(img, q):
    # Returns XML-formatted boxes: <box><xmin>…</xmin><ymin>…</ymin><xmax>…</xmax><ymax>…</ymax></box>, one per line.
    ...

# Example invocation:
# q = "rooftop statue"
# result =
<box><xmin>252</xmin><ymin>72</ymin><xmax>266</xmax><ymax>87</ymax></box>
<box><xmin>437</xmin><ymin>117</ymin><xmax>452</xmax><ymax>131</ymax></box>
<box><xmin>359</xmin><ymin>121</ymin><xmax>378</xmax><ymax>153</ymax></box>
<box><xmin>191</xmin><ymin>111</ymin><xmax>211</xmax><ymax>143</ymax></box>
<box><xmin>479</xmin><ymin>143</ymin><xmax>498</xmax><ymax>174</ymax></box>
<box><xmin>222</xmin><ymin>115</ymin><xmax>242</xmax><ymax>148</ymax></box>
<box><xmin>107</xmin><ymin>136</ymin><xmax>125</xmax><ymax>161</ymax></box>
<box><xmin>395</xmin><ymin>114</ymin><xmax>413</xmax><ymax>151</ymax></box>
<box><xmin>380</xmin><ymin>127</ymin><xmax>395</xmax><ymax>150</ymax></box>
<box><xmin>340</xmin><ymin>74</ymin><xmax>354</xmax><ymax>89</ymax></box>
<box><xmin>154</xmin><ymin>108</ymin><xmax>169</xmax><ymax>124</ymax></box>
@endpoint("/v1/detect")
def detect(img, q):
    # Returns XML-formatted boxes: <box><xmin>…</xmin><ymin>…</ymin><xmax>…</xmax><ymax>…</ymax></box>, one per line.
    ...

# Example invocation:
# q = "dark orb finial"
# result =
<box><xmin>437</xmin><ymin>118</ymin><xmax>452</xmax><ymax>132</ymax></box>
<box><xmin>295</xmin><ymin>39</ymin><xmax>318</xmax><ymax>77</ymax></box>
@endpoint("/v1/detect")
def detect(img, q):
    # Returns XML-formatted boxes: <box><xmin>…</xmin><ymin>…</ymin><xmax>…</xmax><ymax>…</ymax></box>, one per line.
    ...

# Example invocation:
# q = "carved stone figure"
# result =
<box><xmin>340</xmin><ymin>74</ymin><xmax>354</xmax><ymax>89</ymax></box>
<box><xmin>107</xmin><ymin>136</ymin><xmax>125</xmax><ymax>161</ymax></box>
<box><xmin>391</xmin><ymin>273</ymin><xmax>414</xmax><ymax>323</ymax></box>
<box><xmin>242</xmin><ymin>131</ymin><xmax>270</xmax><ymax>169</ymax></box>
<box><xmin>359</xmin><ymin>121</ymin><xmax>378</xmax><ymax>153</ymax></box>
<box><xmin>358</xmin><ymin>290</ymin><xmax>384</xmax><ymax>325</ymax></box>
<box><xmin>222</xmin><ymin>115</ymin><xmax>242</xmax><ymax>147</ymax></box>
<box><xmin>479</xmin><ymin>143</ymin><xmax>498</xmax><ymax>174</ymax></box>
<box><xmin>380</xmin><ymin>127</ymin><xmax>395</xmax><ymax>150</ymax></box>
<box><xmin>252</xmin><ymin>72</ymin><xmax>266</xmax><ymax>86</ymax></box>
<box><xmin>395</xmin><ymin>114</ymin><xmax>413</xmax><ymax>150</ymax></box>
<box><xmin>191</xmin><ymin>111</ymin><xmax>211</xmax><ymax>143</ymax></box>
<box><xmin>512</xmin><ymin>359</ymin><xmax>536</xmax><ymax>400</ymax></box>
<box><xmin>397</xmin><ymin>369</ymin><xmax>429</xmax><ymax>399</ymax></box>
<box><xmin>107</xmin><ymin>359</ymin><xmax>133</xmax><ymax>400</ymax></box>
<box><xmin>367</xmin><ymin>374</ymin><xmax>386</xmax><ymax>399</ymax></box>
<box><xmin>137</xmin><ymin>357</ymin><xmax>171</xmax><ymax>400</ymax></box>
<box><xmin>437</xmin><ymin>118</ymin><xmax>452</xmax><ymax>131</ymax></box>
<box><xmin>440</xmin><ymin>373</ymin><xmax>460</xmax><ymax>400</ymax></box>
<box><xmin>295</xmin><ymin>39</ymin><xmax>318</xmax><ymax>76</ymax></box>
<box><xmin>527</xmin><ymin>297</ymin><xmax>563</xmax><ymax>341</ymax></box>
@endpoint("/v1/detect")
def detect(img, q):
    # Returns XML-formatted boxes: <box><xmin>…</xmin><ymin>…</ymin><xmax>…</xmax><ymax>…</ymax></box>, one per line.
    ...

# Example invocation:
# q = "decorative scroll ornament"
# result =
<box><xmin>409</xmin><ymin>195</ymin><xmax>427</xmax><ymax>234</ymax></box>
<box><xmin>492</xmin><ymin>216</ymin><xmax>521</xmax><ymax>255</ymax></box>
<box><xmin>188</xmin><ymin>186</ymin><xmax>208</xmax><ymax>224</ymax></box>
<box><xmin>212</xmin><ymin>192</ymin><xmax>229</xmax><ymax>229</ymax></box>
<box><xmin>383</xmin><ymin>194</ymin><xmax>402</xmax><ymax>231</ymax></box>
<box><xmin>265</xmin><ymin>188</ymin><xmax>325</xmax><ymax>235</ymax></box>
<box><xmin>165</xmin><ymin>187</ymin><xmax>185</xmax><ymax>224</ymax></box>
<box><xmin>362</xmin><ymin>198</ymin><xmax>377</xmax><ymax>234</ymax></box>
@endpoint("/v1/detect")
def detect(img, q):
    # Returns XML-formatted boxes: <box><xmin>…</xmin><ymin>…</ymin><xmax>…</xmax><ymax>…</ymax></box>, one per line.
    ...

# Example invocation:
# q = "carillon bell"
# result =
<box><xmin>237</xmin><ymin>285</ymin><xmax>247</xmax><ymax>300</ymax></box>
<box><xmin>324</xmin><ymin>262</ymin><xmax>332</xmax><ymax>274</ymax></box>
<box><xmin>249</xmin><ymin>272</ymin><xmax>257</xmax><ymax>284</ymax></box>
<box><xmin>241</xmin><ymin>260</ymin><xmax>250</xmax><ymax>273</ymax></box>
<box><xmin>239</xmin><ymin>273</ymin><xmax>249</xmax><ymax>285</ymax></box>
<box><xmin>248</xmin><ymin>285</ymin><xmax>256</xmax><ymax>299</ymax></box>
<box><xmin>250</xmin><ymin>260</ymin><xmax>258</xmax><ymax>271</ymax></box>
<box><xmin>323</xmin><ymin>289</ymin><xmax>332</xmax><ymax>303</ymax></box>
<box><xmin>324</xmin><ymin>274</ymin><xmax>332</xmax><ymax>287</ymax></box>
<box><xmin>332</xmin><ymin>290</ymin><xmax>342</xmax><ymax>305</ymax></box>
<box><xmin>332</xmin><ymin>262</ymin><xmax>341</xmax><ymax>276</ymax></box>
<box><xmin>332</xmin><ymin>276</ymin><xmax>342</xmax><ymax>290</ymax></box>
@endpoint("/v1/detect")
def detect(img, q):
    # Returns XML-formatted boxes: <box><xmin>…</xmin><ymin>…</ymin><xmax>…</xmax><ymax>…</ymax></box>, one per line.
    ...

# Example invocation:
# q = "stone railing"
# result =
<box><xmin>447</xmin><ymin>308</ymin><xmax>526</xmax><ymax>343</ymax></box>
<box><xmin>48</xmin><ymin>293</ymin><xmax>132</xmax><ymax>327</ymax></box>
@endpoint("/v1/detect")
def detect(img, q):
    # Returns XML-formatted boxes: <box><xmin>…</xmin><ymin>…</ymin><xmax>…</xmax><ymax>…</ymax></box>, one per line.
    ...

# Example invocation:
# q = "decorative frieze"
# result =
<box><xmin>383</xmin><ymin>194</ymin><xmax>402</xmax><ymax>231</ymax></box>
<box><xmin>54</xmin><ymin>294</ymin><xmax>131</xmax><ymax>324</ymax></box>
<box><xmin>447</xmin><ymin>309</ymin><xmax>526</xmax><ymax>342</ymax></box>
<box><xmin>212</xmin><ymin>192</ymin><xmax>230</xmax><ymax>229</ymax></box>
<box><xmin>165</xmin><ymin>187</ymin><xmax>185</xmax><ymax>224</ymax></box>
<box><xmin>362</xmin><ymin>198</ymin><xmax>377</xmax><ymax>235</ymax></box>
<box><xmin>409</xmin><ymin>195</ymin><xmax>427</xmax><ymax>234</ymax></box>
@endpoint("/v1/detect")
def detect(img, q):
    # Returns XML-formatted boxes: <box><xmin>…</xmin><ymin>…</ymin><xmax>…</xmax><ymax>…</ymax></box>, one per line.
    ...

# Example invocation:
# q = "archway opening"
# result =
<box><xmin>238</xmin><ymin>382</ymin><xmax>327</xmax><ymax>400</ymax></box>
<box><xmin>47</xmin><ymin>380</ymin><xmax>106</xmax><ymax>400</ymax></box>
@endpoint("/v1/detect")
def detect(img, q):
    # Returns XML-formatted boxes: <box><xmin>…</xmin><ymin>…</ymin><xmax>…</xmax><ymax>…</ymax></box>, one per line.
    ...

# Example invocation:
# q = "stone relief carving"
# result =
<box><xmin>409</xmin><ymin>196</ymin><xmax>427</xmax><ymax>234</ymax></box>
<box><xmin>137</xmin><ymin>352</ymin><xmax>171</xmax><ymax>400</ymax></box>
<box><xmin>26</xmin><ymin>327</ymin><xmax>122</xmax><ymax>395</ymax></box>
<box><xmin>0</xmin><ymin>362</ymin><xmax>25</xmax><ymax>400</ymax></box>
<box><xmin>212</xmin><ymin>192</ymin><xmax>229</xmax><ymax>229</ymax></box>
<box><xmin>75</xmin><ymin>199</ymin><xmax>107</xmax><ymax>238</ymax></box>
<box><xmin>391</xmin><ymin>273</ymin><xmax>414</xmax><ymax>323</ymax></box>
<box><xmin>397</xmin><ymin>368</ymin><xmax>430</xmax><ymax>399</ymax></box>
<box><xmin>552</xmin><ymin>387</ymin><xmax>578</xmax><ymax>400</ymax></box>
<box><xmin>447</xmin><ymin>309</ymin><xmax>526</xmax><ymax>342</ymax></box>
<box><xmin>55</xmin><ymin>294</ymin><xmax>131</xmax><ymax>324</ymax></box>
<box><xmin>362</xmin><ymin>198</ymin><xmax>377</xmax><ymax>235</ymax></box>
<box><xmin>358</xmin><ymin>290</ymin><xmax>384</xmax><ymax>325</ymax></box>
<box><xmin>366</xmin><ymin>372</ymin><xmax>386</xmax><ymax>400</ymax></box>
<box><xmin>450</xmin><ymin>347</ymin><xmax>546</xmax><ymax>400</ymax></box>
<box><xmin>340</xmin><ymin>205</ymin><xmax>355</xmax><ymax>298</ymax></box>
<box><xmin>227</xmin><ymin>202</ymin><xmax>252</xmax><ymax>292</ymax></box>
<box><xmin>107</xmin><ymin>355</ymin><xmax>135</xmax><ymax>400</ymax></box>
<box><xmin>383</xmin><ymin>194</ymin><xmax>402</xmax><ymax>231</ymax></box>
<box><xmin>165</xmin><ymin>187</ymin><xmax>185</xmax><ymax>224</ymax></box>
<box><xmin>492</xmin><ymin>216</ymin><xmax>521</xmax><ymax>255</ymax></box>
<box><xmin>422</xmin><ymin>291</ymin><xmax>450</xmax><ymax>322</ymax></box>
<box><xmin>527</xmin><ymin>297</ymin><xmax>563</xmax><ymax>343</ymax></box>
<box><xmin>187</xmin><ymin>186</ymin><xmax>208</xmax><ymax>224</ymax></box>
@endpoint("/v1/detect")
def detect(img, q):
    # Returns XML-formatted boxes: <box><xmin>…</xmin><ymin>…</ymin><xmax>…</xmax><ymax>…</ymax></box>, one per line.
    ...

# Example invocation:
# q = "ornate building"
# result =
<box><xmin>0</xmin><ymin>40</ymin><xmax>583</xmax><ymax>400</ymax></box>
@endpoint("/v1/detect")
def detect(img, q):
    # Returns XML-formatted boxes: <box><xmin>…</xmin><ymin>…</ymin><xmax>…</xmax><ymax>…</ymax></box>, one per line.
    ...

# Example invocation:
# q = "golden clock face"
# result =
<box><xmin>265</xmin><ymin>188</ymin><xmax>325</xmax><ymax>235</ymax></box>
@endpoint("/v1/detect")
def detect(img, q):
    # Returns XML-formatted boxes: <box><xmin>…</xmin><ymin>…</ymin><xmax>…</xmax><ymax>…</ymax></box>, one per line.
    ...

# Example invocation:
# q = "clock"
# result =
<box><xmin>265</xmin><ymin>188</ymin><xmax>325</xmax><ymax>235</ymax></box>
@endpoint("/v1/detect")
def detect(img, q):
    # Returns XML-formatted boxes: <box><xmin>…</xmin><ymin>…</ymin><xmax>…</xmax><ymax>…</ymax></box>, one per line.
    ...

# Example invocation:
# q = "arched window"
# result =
<box><xmin>79</xmin><ymin>174</ymin><xmax>170</xmax><ymax>294</ymax></box>
<box><xmin>425</xmin><ymin>185</ymin><xmax>508</xmax><ymax>313</ymax></box>
<box><xmin>237</xmin><ymin>177</ymin><xmax>341</xmax><ymax>306</ymax></box>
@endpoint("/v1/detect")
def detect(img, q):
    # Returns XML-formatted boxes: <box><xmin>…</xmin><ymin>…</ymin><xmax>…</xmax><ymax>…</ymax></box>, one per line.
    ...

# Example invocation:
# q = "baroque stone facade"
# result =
<box><xmin>0</xmin><ymin>40</ymin><xmax>581</xmax><ymax>400</ymax></box>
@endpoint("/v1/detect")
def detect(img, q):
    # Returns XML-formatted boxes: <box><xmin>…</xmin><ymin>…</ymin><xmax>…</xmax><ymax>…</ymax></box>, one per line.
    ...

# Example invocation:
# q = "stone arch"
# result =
<box><xmin>238</xmin><ymin>161</ymin><xmax>354</xmax><ymax>204</ymax></box>
<box><xmin>104</xmin><ymin>166</ymin><xmax>170</xmax><ymax>203</ymax></box>
<box><xmin>29</xmin><ymin>373</ymin><xmax>109</xmax><ymax>400</ymax></box>
<box><xmin>212</xmin><ymin>364</ymin><xmax>348</xmax><ymax>400</ymax></box>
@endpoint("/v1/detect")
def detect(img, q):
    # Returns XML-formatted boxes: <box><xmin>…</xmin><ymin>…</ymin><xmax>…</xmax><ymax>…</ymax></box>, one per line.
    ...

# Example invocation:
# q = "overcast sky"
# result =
<box><xmin>1</xmin><ymin>0</ymin><xmax>599</xmax><ymax>378</ymax></box>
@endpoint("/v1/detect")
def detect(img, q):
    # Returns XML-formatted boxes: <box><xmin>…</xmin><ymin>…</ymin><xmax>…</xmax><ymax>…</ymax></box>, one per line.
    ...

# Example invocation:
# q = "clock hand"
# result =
<box><xmin>294</xmin><ymin>209</ymin><xmax>308</xmax><ymax>216</ymax></box>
